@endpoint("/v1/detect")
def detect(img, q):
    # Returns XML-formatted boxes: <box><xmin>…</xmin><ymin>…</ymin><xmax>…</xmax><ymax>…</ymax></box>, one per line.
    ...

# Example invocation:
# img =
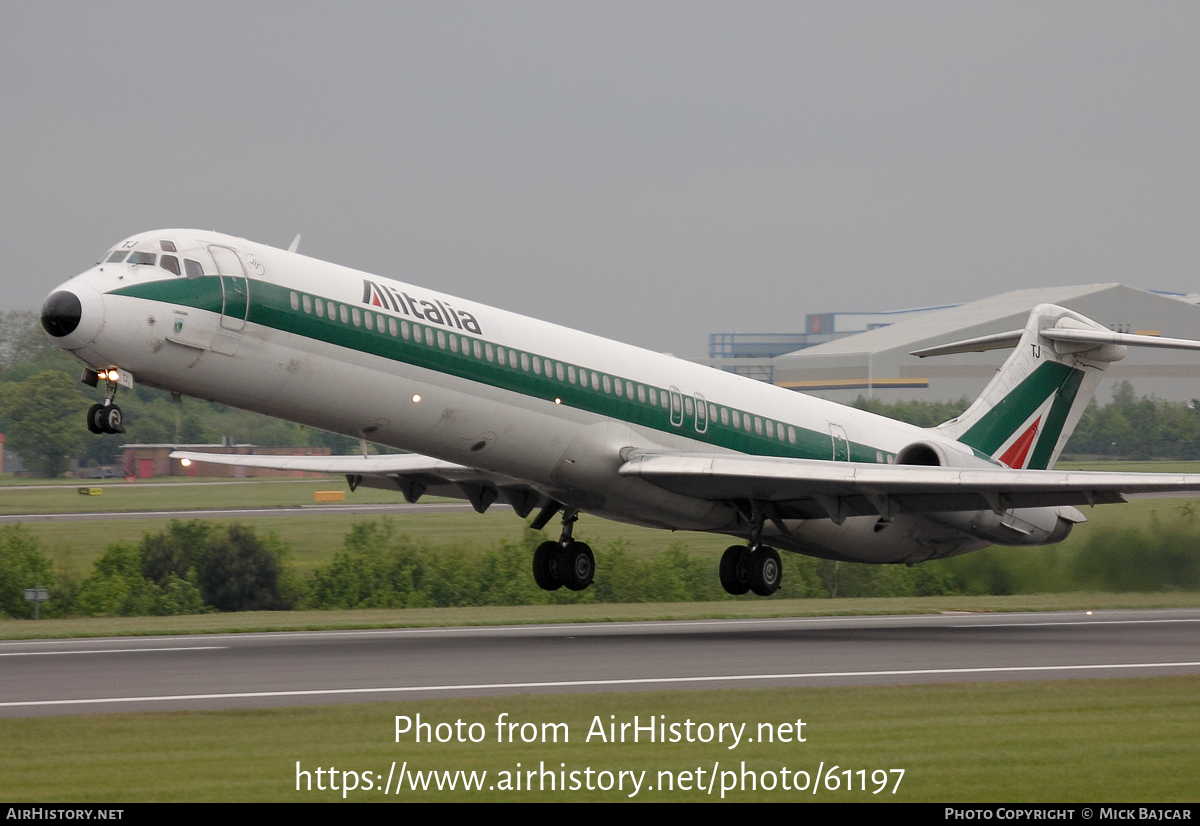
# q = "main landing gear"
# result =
<box><xmin>719</xmin><ymin>545</ymin><xmax>782</xmax><ymax>596</ymax></box>
<box><xmin>718</xmin><ymin>501</ymin><xmax>783</xmax><ymax>596</ymax></box>
<box><xmin>532</xmin><ymin>507</ymin><xmax>595</xmax><ymax>592</ymax></box>
<box><xmin>84</xmin><ymin>368</ymin><xmax>125</xmax><ymax>435</ymax></box>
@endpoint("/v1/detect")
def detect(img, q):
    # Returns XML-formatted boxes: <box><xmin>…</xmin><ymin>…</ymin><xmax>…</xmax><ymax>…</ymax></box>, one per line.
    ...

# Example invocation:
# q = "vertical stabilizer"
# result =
<box><xmin>930</xmin><ymin>304</ymin><xmax>1126</xmax><ymax>469</ymax></box>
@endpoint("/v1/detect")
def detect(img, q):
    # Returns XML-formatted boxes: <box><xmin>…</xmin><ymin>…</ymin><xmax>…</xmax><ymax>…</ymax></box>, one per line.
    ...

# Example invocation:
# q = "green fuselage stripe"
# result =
<box><xmin>114</xmin><ymin>277</ymin><xmax>899</xmax><ymax>465</ymax></box>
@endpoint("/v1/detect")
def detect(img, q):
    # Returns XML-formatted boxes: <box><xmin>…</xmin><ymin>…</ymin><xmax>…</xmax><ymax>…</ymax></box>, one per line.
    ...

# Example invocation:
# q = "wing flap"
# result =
<box><xmin>169</xmin><ymin>450</ymin><xmax>545</xmax><ymax>515</ymax></box>
<box><xmin>619</xmin><ymin>451</ymin><xmax>1198</xmax><ymax>517</ymax></box>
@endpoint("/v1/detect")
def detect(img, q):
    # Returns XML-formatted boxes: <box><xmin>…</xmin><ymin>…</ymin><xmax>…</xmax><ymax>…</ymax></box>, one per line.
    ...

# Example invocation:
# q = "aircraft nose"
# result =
<box><xmin>41</xmin><ymin>290</ymin><xmax>83</xmax><ymax>338</ymax></box>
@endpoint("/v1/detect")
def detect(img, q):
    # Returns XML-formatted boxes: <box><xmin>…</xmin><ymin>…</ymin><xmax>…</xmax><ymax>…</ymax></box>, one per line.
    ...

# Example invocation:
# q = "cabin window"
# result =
<box><xmin>648</xmin><ymin>388</ymin><xmax>657</xmax><ymax>406</ymax></box>
<box><xmin>314</xmin><ymin>298</ymin><xmax>324</xmax><ymax>318</ymax></box>
<box><xmin>591</xmin><ymin>373</ymin><xmax>600</xmax><ymax>391</ymax></box>
<box><xmin>637</xmin><ymin>385</ymin><xmax>646</xmax><ymax>403</ymax></box>
<box><xmin>731</xmin><ymin>411</ymin><xmax>740</xmax><ymax>429</ymax></box>
<box><xmin>128</xmin><ymin>251</ymin><xmax>156</xmax><ymax>265</ymax></box>
<box><xmin>413</xmin><ymin>325</ymin><xmax>424</xmax><ymax>344</ymax></box>
<box><xmin>602</xmin><ymin>375</ymin><xmax>611</xmax><ymax>393</ymax></box>
<box><xmin>578</xmin><ymin>368</ymin><xmax>587</xmax><ymax>385</ymax></box>
<box><xmin>449</xmin><ymin>334</ymin><xmax>458</xmax><ymax>353</ymax></box>
<box><xmin>531</xmin><ymin>356</ymin><xmax>541</xmax><ymax>374</ymax></box>
<box><xmin>105</xmin><ymin>251</ymin><xmax>129</xmax><ymax>263</ymax></box>
<box><xmin>301</xmin><ymin>295</ymin><xmax>311</xmax><ymax>313</ymax></box>
<box><xmin>435</xmin><ymin>330</ymin><xmax>445</xmax><ymax>349</ymax></box>
<box><xmin>160</xmin><ymin>255</ymin><xmax>181</xmax><ymax>276</ymax></box>
<box><xmin>485</xmin><ymin>343</ymin><xmax>494</xmax><ymax>362</ymax></box>
<box><xmin>556</xmin><ymin>362</ymin><xmax>565</xmax><ymax>381</ymax></box>
<box><xmin>518</xmin><ymin>352</ymin><xmax>528</xmax><ymax>371</ymax></box>
<box><xmin>623</xmin><ymin>381</ymin><xmax>632</xmax><ymax>400</ymax></box>
<box><xmin>720</xmin><ymin>407</ymin><xmax>729</xmax><ymax>426</ymax></box>
<box><xmin>788</xmin><ymin>426</ymin><xmax>796</xmax><ymax>445</ymax></box>
<box><xmin>765</xmin><ymin>421</ymin><xmax>774</xmax><ymax>439</ymax></box>
<box><xmin>473</xmin><ymin>340</ymin><xmax>482</xmax><ymax>358</ymax></box>
<box><xmin>159</xmin><ymin>240</ymin><xmax>177</xmax><ymax>252</ymax></box>
<box><xmin>339</xmin><ymin>305</ymin><xmax>349</xmax><ymax>324</ymax></box>
<box><xmin>754</xmin><ymin>417</ymin><xmax>763</xmax><ymax>435</ymax></box>
<box><xmin>568</xmin><ymin>365</ymin><xmax>577</xmax><ymax>384</ymax></box>
<box><xmin>289</xmin><ymin>291</ymin><xmax>300</xmax><ymax>311</ymax></box>
<box><xmin>366</xmin><ymin>312</ymin><xmax>376</xmax><ymax>331</ymax></box>
<box><xmin>509</xmin><ymin>351</ymin><xmax>518</xmax><ymax>368</ymax></box>
<box><xmin>389</xmin><ymin>318</ymin><xmax>398</xmax><ymax>336</ymax></box>
<box><xmin>352</xmin><ymin>308</ymin><xmax>362</xmax><ymax>327</ymax></box>
<box><xmin>400</xmin><ymin>320</ymin><xmax>410</xmax><ymax>339</ymax></box>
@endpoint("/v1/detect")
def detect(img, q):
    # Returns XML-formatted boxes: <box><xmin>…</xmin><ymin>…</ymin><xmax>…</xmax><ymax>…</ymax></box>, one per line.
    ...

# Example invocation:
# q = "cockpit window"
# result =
<box><xmin>183</xmin><ymin>259</ymin><xmax>203</xmax><ymax>279</ymax></box>
<box><xmin>159</xmin><ymin>240</ymin><xmax>177</xmax><ymax>252</ymax></box>
<box><xmin>105</xmin><ymin>251</ymin><xmax>129</xmax><ymax>263</ymax></box>
<box><xmin>160</xmin><ymin>255</ymin><xmax>181</xmax><ymax>276</ymax></box>
<box><xmin>128</xmin><ymin>251</ymin><xmax>156</xmax><ymax>265</ymax></box>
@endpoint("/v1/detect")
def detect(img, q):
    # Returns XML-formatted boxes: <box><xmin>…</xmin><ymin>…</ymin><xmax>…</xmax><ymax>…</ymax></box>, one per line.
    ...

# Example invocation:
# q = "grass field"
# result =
<box><xmin>9</xmin><ymin>464</ymin><xmax>1200</xmax><ymax>577</ymax></box>
<box><xmin>2</xmin><ymin>677</ymin><xmax>1196</xmax><ymax>802</ymax></box>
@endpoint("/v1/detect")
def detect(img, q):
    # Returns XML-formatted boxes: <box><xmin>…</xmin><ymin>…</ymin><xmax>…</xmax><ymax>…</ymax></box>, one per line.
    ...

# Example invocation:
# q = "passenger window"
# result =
<box><xmin>184</xmin><ymin>259</ymin><xmax>203</xmax><ymax>279</ymax></box>
<box><xmin>732</xmin><ymin>411</ymin><xmax>740</xmax><ymax>429</ymax></box>
<box><xmin>340</xmin><ymin>305</ymin><xmax>349</xmax><ymax>324</ymax></box>
<box><xmin>684</xmin><ymin>397</ymin><xmax>694</xmax><ymax>416</ymax></box>
<box><xmin>315</xmin><ymin>298</ymin><xmax>324</xmax><ymax>318</ymax></box>
<box><xmin>520</xmin><ymin>353</ymin><xmax>529</xmax><ymax>371</ymax></box>
<box><xmin>413</xmin><ymin>326</ymin><xmax>423</xmax><ymax>344</ymax></box>
<box><xmin>289</xmin><ymin>291</ymin><xmax>300</xmax><ymax>311</ymax></box>
<box><xmin>302</xmin><ymin>295</ymin><xmax>312</xmax><ymax>314</ymax></box>
<box><xmin>106</xmin><ymin>251</ymin><xmax>129</xmax><ymax>263</ymax></box>
<box><xmin>437</xmin><ymin>330</ymin><xmax>446</xmax><ymax>349</ymax></box>
<box><xmin>765</xmin><ymin>421</ymin><xmax>774</xmax><ymax>439</ymax></box>
<box><xmin>473</xmin><ymin>340</ymin><xmax>482</xmax><ymax>358</ymax></box>
<box><xmin>568</xmin><ymin>366</ymin><xmax>577</xmax><ymax>384</ymax></box>
<box><xmin>591</xmin><ymin>373</ymin><xmax>600</xmax><ymax>391</ymax></box>
<box><xmin>637</xmin><ymin>385</ymin><xmax>646</xmax><ymax>403</ymax></box>
<box><xmin>648</xmin><ymin>388</ymin><xmax>657</xmax><ymax>406</ymax></box>
<box><xmin>450</xmin><ymin>334</ymin><xmax>458</xmax><ymax>353</ymax></box>
<box><xmin>389</xmin><ymin>318</ymin><xmax>398</xmax><ymax>336</ymax></box>
<box><xmin>788</xmin><ymin>426</ymin><xmax>796</xmax><ymax>445</ymax></box>
<box><xmin>556</xmin><ymin>362</ymin><xmax>565</xmax><ymax>381</ymax></box>
<box><xmin>720</xmin><ymin>408</ymin><xmax>729</xmax><ymax>426</ymax></box>
<box><xmin>754</xmin><ymin>417</ymin><xmax>763</xmax><ymax>435</ymax></box>
<box><xmin>401</xmin><ymin>320</ymin><xmax>410</xmax><ymax>339</ymax></box>
<box><xmin>364</xmin><ymin>312</ymin><xmax>373</xmax><ymax>331</ymax></box>
<box><xmin>602</xmin><ymin>376</ymin><xmax>612</xmax><ymax>393</ymax></box>
<box><xmin>485</xmin><ymin>343</ymin><xmax>494</xmax><ymax>362</ymax></box>
<box><xmin>160</xmin><ymin>255</ymin><xmax>181</xmax><ymax>276</ymax></box>
<box><xmin>351</xmin><ymin>307</ymin><xmax>360</xmax><ymax>326</ymax></box>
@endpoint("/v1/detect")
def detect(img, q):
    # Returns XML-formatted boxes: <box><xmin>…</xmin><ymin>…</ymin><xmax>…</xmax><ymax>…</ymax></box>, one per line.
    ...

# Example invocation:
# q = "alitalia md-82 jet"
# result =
<box><xmin>38</xmin><ymin>230</ymin><xmax>1200</xmax><ymax>597</ymax></box>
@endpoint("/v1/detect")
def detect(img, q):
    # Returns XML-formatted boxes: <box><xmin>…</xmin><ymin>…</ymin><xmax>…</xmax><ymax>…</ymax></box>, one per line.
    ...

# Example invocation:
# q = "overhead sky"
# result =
<box><xmin>5</xmin><ymin>2</ymin><xmax>1198</xmax><ymax>356</ymax></box>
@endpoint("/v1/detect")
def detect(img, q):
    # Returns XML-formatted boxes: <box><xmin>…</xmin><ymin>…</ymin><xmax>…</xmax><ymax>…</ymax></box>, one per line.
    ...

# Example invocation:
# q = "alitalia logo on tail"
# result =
<box><xmin>362</xmin><ymin>280</ymin><xmax>482</xmax><ymax>334</ymax></box>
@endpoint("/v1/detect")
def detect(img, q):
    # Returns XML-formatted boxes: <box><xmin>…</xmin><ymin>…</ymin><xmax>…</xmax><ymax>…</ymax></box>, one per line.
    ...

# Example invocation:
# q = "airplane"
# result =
<box><xmin>38</xmin><ymin>229</ymin><xmax>1200</xmax><ymax>597</ymax></box>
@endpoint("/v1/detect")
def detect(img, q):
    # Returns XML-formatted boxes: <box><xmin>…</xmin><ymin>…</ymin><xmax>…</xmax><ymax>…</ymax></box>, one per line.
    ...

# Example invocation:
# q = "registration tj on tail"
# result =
<box><xmin>40</xmin><ymin>230</ymin><xmax>1200</xmax><ymax>595</ymax></box>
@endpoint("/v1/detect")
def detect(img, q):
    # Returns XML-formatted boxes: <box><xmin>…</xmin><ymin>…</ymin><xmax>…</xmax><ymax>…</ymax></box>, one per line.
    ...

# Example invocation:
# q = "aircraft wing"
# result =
<box><xmin>168</xmin><ymin>450</ymin><xmax>546</xmax><ymax>516</ymax></box>
<box><xmin>618</xmin><ymin>451</ymin><xmax>1200</xmax><ymax>521</ymax></box>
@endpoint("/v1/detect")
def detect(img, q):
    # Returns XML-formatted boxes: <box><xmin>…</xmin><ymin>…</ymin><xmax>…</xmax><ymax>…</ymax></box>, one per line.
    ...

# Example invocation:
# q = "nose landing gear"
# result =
<box><xmin>84</xmin><ymin>368</ymin><xmax>127</xmax><ymax>435</ymax></box>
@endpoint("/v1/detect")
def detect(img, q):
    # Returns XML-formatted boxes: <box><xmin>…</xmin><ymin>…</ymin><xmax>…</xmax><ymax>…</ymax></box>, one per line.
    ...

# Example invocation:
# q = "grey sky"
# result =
<box><xmin>4</xmin><ymin>2</ymin><xmax>1198</xmax><ymax>356</ymax></box>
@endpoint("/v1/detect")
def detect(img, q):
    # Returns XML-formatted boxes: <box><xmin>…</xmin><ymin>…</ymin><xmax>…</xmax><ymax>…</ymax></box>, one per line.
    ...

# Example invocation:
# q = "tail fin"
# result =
<box><xmin>916</xmin><ymin>303</ymin><xmax>1176</xmax><ymax>470</ymax></box>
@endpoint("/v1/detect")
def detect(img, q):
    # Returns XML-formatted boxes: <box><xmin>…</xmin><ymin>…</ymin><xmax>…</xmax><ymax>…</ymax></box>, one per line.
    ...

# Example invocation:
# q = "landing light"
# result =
<box><xmin>180</xmin><ymin>458</ymin><xmax>191</xmax><ymax>467</ymax></box>
<box><xmin>105</xmin><ymin>369</ymin><xmax>121</xmax><ymax>382</ymax></box>
<box><xmin>555</xmin><ymin>398</ymin><xmax>561</xmax><ymax>405</ymax></box>
<box><xmin>412</xmin><ymin>394</ymin><xmax>421</xmax><ymax>403</ymax></box>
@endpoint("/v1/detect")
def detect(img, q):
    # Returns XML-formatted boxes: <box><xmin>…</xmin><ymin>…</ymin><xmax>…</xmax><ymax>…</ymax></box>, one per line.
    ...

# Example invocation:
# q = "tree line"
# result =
<box><xmin>3</xmin><ymin>513</ymin><xmax>1197</xmax><ymax>619</ymax></box>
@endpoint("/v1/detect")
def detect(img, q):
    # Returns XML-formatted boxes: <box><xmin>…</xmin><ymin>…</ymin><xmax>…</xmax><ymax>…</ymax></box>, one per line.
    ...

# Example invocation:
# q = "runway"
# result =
<box><xmin>2</xmin><ymin>609</ymin><xmax>1198</xmax><ymax>717</ymax></box>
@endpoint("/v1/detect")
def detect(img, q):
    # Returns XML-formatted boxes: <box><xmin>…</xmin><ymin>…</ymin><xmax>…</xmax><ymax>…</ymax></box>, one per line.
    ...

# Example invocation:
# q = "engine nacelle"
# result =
<box><xmin>896</xmin><ymin>440</ymin><xmax>1084</xmax><ymax>546</ymax></box>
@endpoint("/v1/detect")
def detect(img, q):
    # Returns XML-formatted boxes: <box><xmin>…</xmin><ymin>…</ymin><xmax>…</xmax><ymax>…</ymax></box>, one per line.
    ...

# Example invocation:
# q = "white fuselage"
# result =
<box><xmin>46</xmin><ymin>229</ymin><xmax>1036</xmax><ymax>563</ymax></box>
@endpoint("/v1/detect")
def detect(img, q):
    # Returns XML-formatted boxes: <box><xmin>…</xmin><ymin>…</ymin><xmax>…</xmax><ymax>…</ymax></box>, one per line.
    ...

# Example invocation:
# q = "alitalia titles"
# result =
<box><xmin>362</xmin><ymin>280</ymin><xmax>482</xmax><ymax>334</ymax></box>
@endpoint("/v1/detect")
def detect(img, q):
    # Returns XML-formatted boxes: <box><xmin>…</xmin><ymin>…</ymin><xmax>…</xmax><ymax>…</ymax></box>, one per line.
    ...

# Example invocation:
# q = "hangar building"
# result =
<box><xmin>757</xmin><ymin>284</ymin><xmax>1200</xmax><ymax>405</ymax></box>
